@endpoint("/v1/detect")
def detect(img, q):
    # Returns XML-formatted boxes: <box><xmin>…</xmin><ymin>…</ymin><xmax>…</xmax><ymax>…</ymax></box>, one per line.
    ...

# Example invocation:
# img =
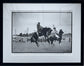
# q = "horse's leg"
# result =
<box><xmin>51</xmin><ymin>40</ymin><xmax>53</xmax><ymax>44</ymax></box>
<box><xmin>59</xmin><ymin>38</ymin><xmax>61</xmax><ymax>44</ymax></box>
<box><xmin>51</xmin><ymin>40</ymin><xmax>54</xmax><ymax>45</ymax></box>
<box><xmin>47</xmin><ymin>38</ymin><xmax>50</xmax><ymax>44</ymax></box>
<box><xmin>55</xmin><ymin>37</ymin><xmax>57</xmax><ymax>42</ymax></box>
<box><xmin>49</xmin><ymin>37</ymin><xmax>52</xmax><ymax>45</ymax></box>
<box><xmin>51</xmin><ymin>40</ymin><xmax>55</xmax><ymax>47</ymax></box>
<box><xmin>35</xmin><ymin>41</ymin><xmax>39</xmax><ymax>47</ymax></box>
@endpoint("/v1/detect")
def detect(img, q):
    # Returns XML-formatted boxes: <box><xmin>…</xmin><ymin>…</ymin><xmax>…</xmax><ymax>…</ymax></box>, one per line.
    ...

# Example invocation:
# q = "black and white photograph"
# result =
<box><xmin>12</xmin><ymin>12</ymin><xmax>72</xmax><ymax>53</ymax></box>
<box><xmin>3</xmin><ymin>3</ymin><xmax>81</xmax><ymax>63</ymax></box>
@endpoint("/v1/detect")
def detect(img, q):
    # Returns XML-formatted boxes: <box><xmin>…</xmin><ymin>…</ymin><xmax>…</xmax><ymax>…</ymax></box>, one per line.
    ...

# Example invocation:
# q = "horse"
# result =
<box><xmin>38</xmin><ymin>27</ymin><xmax>52</xmax><ymax>39</ymax></box>
<box><xmin>47</xmin><ymin>29</ymin><xmax>64</xmax><ymax>45</ymax></box>
<box><xmin>47</xmin><ymin>36</ymin><xmax>58</xmax><ymax>44</ymax></box>
<box><xmin>30</xmin><ymin>27</ymin><xmax>52</xmax><ymax>47</ymax></box>
<box><xmin>30</xmin><ymin>32</ymin><xmax>39</xmax><ymax>47</ymax></box>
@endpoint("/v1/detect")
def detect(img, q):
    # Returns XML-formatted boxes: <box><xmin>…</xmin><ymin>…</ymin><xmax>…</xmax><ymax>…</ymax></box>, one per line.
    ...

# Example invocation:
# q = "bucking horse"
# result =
<box><xmin>30</xmin><ymin>27</ymin><xmax>64</xmax><ymax>47</ymax></box>
<box><xmin>30</xmin><ymin>27</ymin><xmax>52</xmax><ymax>47</ymax></box>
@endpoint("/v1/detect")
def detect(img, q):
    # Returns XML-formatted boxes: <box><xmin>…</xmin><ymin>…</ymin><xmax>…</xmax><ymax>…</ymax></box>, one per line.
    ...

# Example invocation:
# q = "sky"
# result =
<box><xmin>13</xmin><ymin>12</ymin><xmax>72</xmax><ymax>35</ymax></box>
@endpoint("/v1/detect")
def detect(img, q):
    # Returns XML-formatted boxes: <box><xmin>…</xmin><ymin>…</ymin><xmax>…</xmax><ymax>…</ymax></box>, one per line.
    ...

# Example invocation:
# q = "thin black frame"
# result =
<box><xmin>12</xmin><ymin>12</ymin><xmax>72</xmax><ymax>53</ymax></box>
<box><xmin>1</xmin><ymin>0</ymin><xmax>83</xmax><ymax>66</ymax></box>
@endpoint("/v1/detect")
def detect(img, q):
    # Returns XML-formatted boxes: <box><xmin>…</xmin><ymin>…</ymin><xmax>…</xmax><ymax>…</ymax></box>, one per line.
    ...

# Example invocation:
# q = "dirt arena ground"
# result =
<box><xmin>12</xmin><ymin>38</ymin><xmax>72</xmax><ymax>53</ymax></box>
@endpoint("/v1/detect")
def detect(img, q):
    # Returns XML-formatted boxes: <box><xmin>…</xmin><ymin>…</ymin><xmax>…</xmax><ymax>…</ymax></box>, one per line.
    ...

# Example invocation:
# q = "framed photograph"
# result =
<box><xmin>3</xmin><ymin>3</ymin><xmax>82</xmax><ymax>64</ymax></box>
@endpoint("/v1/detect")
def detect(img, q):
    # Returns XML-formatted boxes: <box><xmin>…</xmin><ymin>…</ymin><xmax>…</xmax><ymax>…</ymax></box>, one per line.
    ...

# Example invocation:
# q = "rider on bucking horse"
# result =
<box><xmin>37</xmin><ymin>22</ymin><xmax>43</xmax><ymax>36</ymax></box>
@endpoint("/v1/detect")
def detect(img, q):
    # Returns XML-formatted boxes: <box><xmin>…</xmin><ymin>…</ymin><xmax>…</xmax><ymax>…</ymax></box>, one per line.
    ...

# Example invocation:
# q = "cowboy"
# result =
<box><xmin>53</xmin><ymin>26</ymin><xmax>59</xmax><ymax>38</ymax></box>
<box><xmin>37</xmin><ymin>22</ymin><xmax>43</xmax><ymax>35</ymax></box>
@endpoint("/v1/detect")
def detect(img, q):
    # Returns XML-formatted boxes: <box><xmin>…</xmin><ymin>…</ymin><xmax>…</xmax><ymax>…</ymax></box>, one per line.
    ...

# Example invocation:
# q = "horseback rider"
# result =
<box><xmin>48</xmin><ymin>25</ymin><xmax>59</xmax><ymax>38</ymax></box>
<box><xmin>37</xmin><ymin>22</ymin><xmax>43</xmax><ymax>36</ymax></box>
<box><xmin>53</xmin><ymin>25</ymin><xmax>59</xmax><ymax>38</ymax></box>
<box><xmin>46</xmin><ymin>25</ymin><xmax>59</xmax><ymax>44</ymax></box>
